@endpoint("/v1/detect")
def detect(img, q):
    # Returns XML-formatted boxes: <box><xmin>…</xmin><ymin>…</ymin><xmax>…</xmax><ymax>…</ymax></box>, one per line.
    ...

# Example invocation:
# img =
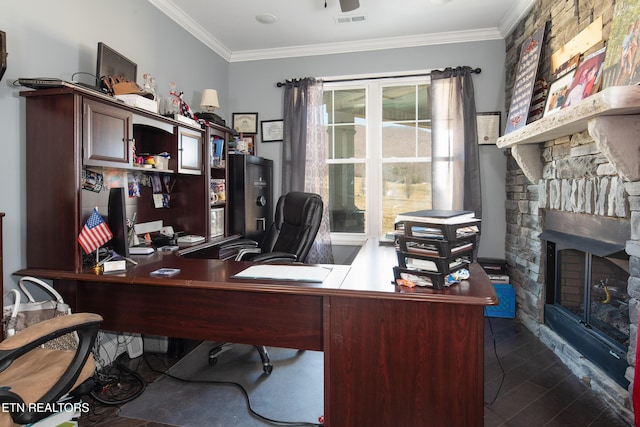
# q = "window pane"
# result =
<box><xmin>328</xmin><ymin>163</ymin><xmax>365</xmax><ymax>233</ymax></box>
<box><xmin>417</xmin><ymin>121</ymin><xmax>431</xmax><ymax>157</ymax></box>
<box><xmin>383</xmin><ymin>86</ymin><xmax>416</xmax><ymax>121</ymax></box>
<box><xmin>417</xmin><ymin>85</ymin><xmax>431</xmax><ymax>120</ymax></box>
<box><xmin>382</xmin><ymin>122</ymin><xmax>415</xmax><ymax>157</ymax></box>
<box><xmin>327</xmin><ymin>123</ymin><xmax>366</xmax><ymax>160</ymax></box>
<box><xmin>323</xmin><ymin>92</ymin><xmax>334</xmax><ymax>125</ymax></box>
<box><xmin>382</xmin><ymin>162</ymin><xmax>431</xmax><ymax>233</ymax></box>
<box><xmin>334</xmin><ymin>89</ymin><xmax>365</xmax><ymax>124</ymax></box>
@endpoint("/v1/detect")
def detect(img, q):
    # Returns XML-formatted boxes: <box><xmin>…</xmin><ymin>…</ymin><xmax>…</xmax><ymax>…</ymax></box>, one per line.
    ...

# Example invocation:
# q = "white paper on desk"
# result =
<box><xmin>232</xmin><ymin>265</ymin><xmax>331</xmax><ymax>283</ymax></box>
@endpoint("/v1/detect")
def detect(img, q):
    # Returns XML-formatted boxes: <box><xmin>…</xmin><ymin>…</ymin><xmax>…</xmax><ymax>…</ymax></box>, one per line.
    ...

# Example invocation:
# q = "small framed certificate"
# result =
<box><xmin>261</xmin><ymin>120</ymin><xmax>283</xmax><ymax>142</ymax></box>
<box><xmin>232</xmin><ymin>112</ymin><xmax>258</xmax><ymax>134</ymax></box>
<box><xmin>476</xmin><ymin>112</ymin><xmax>501</xmax><ymax>145</ymax></box>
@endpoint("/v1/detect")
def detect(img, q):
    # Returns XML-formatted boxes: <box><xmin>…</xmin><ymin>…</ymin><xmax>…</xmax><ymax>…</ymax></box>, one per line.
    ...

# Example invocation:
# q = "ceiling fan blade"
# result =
<box><xmin>340</xmin><ymin>0</ymin><xmax>360</xmax><ymax>12</ymax></box>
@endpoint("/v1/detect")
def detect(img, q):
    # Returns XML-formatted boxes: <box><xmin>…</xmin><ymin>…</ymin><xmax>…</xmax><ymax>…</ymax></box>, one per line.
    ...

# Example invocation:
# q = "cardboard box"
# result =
<box><xmin>114</xmin><ymin>94</ymin><xmax>158</xmax><ymax>113</ymax></box>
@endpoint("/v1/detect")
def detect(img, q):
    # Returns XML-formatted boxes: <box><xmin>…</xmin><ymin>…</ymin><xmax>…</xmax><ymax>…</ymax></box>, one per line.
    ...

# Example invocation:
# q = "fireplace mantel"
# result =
<box><xmin>497</xmin><ymin>86</ymin><xmax>640</xmax><ymax>183</ymax></box>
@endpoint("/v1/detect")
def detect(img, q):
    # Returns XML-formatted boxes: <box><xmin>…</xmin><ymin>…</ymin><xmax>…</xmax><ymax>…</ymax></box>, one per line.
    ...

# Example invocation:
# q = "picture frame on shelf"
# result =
<box><xmin>261</xmin><ymin>120</ymin><xmax>284</xmax><ymax>142</ymax></box>
<box><xmin>235</xmin><ymin>134</ymin><xmax>256</xmax><ymax>156</ymax></box>
<box><xmin>232</xmin><ymin>112</ymin><xmax>258</xmax><ymax>134</ymax></box>
<box><xmin>544</xmin><ymin>71</ymin><xmax>575</xmax><ymax>116</ymax></box>
<box><xmin>561</xmin><ymin>46</ymin><xmax>607</xmax><ymax>108</ymax></box>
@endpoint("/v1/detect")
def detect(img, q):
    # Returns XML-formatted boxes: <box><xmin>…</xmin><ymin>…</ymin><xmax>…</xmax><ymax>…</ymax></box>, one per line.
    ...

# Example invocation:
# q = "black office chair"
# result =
<box><xmin>213</xmin><ymin>191</ymin><xmax>324</xmax><ymax>373</ymax></box>
<box><xmin>0</xmin><ymin>313</ymin><xmax>102</xmax><ymax>426</ymax></box>
<box><xmin>230</xmin><ymin>191</ymin><xmax>324</xmax><ymax>263</ymax></box>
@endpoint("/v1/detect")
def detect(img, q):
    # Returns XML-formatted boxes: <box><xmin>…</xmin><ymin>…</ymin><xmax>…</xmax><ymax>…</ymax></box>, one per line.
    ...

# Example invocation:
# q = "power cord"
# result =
<box><xmin>484</xmin><ymin>310</ymin><xmax>506</xmax><ymax>405</ymax></box>
<box><xmin>90</xmin><ymin>354</ymin><xmax>146</xmax><ymax>405</ymax></box>
<box><xmin>142</xmin><ymin>353</ymin><xmax>323</xmax><ymax>427</ymax></box>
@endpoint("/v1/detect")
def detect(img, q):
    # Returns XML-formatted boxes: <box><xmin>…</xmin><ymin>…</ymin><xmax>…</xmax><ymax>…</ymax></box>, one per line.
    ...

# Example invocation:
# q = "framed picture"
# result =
<box><xmin>236</xmin><ymin>134</ymin><xmax>256</xmax><ymax>156</ymax></box>
<box><xmin>232</xmin><ymin>113</ymin><xmax>258</xmax><ymax>134</ymax></box>
<box><xmin>601</xmin><ymin>0</ymin><xmax>640</xmax><ymax>88</ymax></box>
<box><xmin>476</xmin><ymin>112</ymin><xmax>501</xmax><ymax>145</ymax></box>
<box><xmin>561</xmin><ymin>46</ymin><xmax>607</xmax><ymax>108</ymax></box>
<box><xmin>261</xmin><ymin>120</ymin><xmax>284</xmax><ymax>142</ymax></box>
<box><xmin>544</xmin><ymin>71</ymin><xmax>575</xmax><ymax>116</ymax></box>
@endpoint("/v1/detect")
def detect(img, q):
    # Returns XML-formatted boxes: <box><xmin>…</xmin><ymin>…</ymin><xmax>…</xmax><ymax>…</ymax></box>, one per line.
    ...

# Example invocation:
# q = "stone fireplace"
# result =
<box><xmin>498</xmin><ymin>86</ymin><xmax>640</xmax><ymax>423</ymax></box>
<box><xmin>541</xmin><ymin>210</ymin><xmax>630</xmax><ymax>387</ymax></box>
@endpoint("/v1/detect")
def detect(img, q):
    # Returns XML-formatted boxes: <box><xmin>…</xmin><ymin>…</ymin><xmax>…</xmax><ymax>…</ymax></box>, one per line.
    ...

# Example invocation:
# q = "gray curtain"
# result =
<box><xmin>430</xmin><ymin>67</ymin><xmax>482</xmax><ymax>218</ymax></box>
<box><xmin>282</xmin><ymin>78</ymin><xmax>334</xmax><ymax>263</ymax></box>
<box><xmin>282</xmin><ymin>78</ymin><xmax>311</xmax><ymax>194</ymax></box>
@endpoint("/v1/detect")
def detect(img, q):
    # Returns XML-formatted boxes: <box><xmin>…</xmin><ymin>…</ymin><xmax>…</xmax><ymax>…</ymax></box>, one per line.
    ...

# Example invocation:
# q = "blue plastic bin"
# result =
<box><xmin>485</xmin><ymin>283</ymin><xmax>515</xmax><ymax>318</ymax></box>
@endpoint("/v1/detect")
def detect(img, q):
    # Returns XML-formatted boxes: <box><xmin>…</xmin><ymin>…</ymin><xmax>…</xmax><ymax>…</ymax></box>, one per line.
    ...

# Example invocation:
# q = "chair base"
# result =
<box><xmin>208</xmin><ymin>343</ymin><xmax>273</xmax><ymax>374</ymax></box>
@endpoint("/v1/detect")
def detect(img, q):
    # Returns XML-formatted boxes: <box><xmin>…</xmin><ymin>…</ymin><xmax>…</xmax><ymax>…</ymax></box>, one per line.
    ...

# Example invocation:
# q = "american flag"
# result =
<box><xmin>78</xmin><ymin>208</ymin><xmax>113</xmax><ymax>254</ymax></box>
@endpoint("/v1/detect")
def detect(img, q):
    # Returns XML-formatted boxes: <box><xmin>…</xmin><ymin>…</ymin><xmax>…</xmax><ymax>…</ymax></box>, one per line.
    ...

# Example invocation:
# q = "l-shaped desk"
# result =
<box><xmin>16</xmin><ymin>239</ymin><xmax>497</xmax><ymax>426</ymax></box>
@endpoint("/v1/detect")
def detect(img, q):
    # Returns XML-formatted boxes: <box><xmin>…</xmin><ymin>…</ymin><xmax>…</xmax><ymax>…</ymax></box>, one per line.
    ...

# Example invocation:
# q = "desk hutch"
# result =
<box><xmin>21</xmin><ymin>87</ymin><xmax>232</xmax><ymax>272</ymax></box>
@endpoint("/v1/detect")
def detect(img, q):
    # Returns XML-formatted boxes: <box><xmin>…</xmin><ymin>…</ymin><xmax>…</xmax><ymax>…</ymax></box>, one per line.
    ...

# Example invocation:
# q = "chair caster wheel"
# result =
<box><xmin>263</xmin><ymin>364</ymin><xmax>273</xmax><ymax>374</ymax></box>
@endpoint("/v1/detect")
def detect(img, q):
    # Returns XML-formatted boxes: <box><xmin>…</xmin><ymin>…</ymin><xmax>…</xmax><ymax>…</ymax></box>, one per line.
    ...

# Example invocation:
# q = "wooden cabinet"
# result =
<box><xmin>83</xmin><ymin>98</ymin><xmax>133</xmax><ymax>168</ymax></box>
<box><xmin>21</xmin><ymin>87</ymin><xmax>222</xmax><ymax>272</ymax></box>
<box><xmin>177</xmin><ymin>127</ymin><xmax>203</xmax><ymax>175</ymax></box>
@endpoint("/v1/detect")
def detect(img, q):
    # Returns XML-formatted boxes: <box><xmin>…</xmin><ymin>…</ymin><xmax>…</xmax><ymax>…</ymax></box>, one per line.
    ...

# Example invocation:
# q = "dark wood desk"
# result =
<box><xmin>16</xmin><ymin>239</ymin><xmax>497</xmax><ymax>426</ymax></box>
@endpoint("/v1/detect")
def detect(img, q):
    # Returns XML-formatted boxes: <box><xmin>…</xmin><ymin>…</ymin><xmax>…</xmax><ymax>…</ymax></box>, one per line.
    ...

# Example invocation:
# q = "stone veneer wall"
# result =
<box><xmin>504</xmin><ymin>0</ymin><xmax>636</xmax><ymax>422</ymax></box>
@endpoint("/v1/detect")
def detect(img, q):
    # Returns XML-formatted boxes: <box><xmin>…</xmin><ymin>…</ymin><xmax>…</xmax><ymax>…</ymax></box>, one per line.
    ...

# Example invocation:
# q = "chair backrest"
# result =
<box><xmin>260</xmin><ymin>192</ymin><xmax>323</xmax><ymax>263</ymax></box>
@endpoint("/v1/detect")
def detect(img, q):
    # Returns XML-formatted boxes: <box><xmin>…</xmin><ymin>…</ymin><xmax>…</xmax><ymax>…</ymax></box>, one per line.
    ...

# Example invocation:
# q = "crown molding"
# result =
<box><xmin>148</xmin><ymin>0</ymin><xmax>232</xmax><ymax>61</ymax></box>
<box><xmin>229</xmin><ymin>28</ymin><xmax>503</xmax><ymax>62</ymax></box>
<box><xmin>498</xmin><ymin>0</ymin><xmax>537</xmax><ymax>37</ymax></box>
<box><xmin>150</xmin><ymin>0</ymin><xmax>530</xmax><ymax>63</ymax></box>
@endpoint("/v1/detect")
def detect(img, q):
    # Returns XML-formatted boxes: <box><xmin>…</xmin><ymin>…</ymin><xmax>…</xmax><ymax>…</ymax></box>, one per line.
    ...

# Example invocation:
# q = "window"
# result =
<box><xmin>323</xmin><ymin>76</ymin><xmax>432</xmax><ymax>241</ymax></box>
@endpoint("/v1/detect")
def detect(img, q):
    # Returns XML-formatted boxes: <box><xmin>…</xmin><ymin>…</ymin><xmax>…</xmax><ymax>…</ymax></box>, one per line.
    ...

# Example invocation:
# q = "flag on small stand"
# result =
<box><xmin>78</xmin><ymin>208</ymin><xmax>113</xmax><ymax>254</ymax></box>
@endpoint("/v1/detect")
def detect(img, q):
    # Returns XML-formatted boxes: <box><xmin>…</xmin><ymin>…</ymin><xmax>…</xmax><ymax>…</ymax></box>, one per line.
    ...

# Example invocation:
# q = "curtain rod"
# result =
<box><xmin>276</xmin><ymin>67</ymin><xmax>481</xmax><ymax>87</ymax></box>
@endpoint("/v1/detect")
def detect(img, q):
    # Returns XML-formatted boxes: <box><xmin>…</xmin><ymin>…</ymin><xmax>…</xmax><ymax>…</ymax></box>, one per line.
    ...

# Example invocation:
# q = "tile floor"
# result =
<box><xmin>78</xmin><ymin>317</ymin><xmax>631</xmax><ymax>426</ymax></box>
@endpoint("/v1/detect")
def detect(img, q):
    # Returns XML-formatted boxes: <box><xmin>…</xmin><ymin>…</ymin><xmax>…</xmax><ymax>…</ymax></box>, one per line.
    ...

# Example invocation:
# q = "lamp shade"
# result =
<box><xmin>200</xmin><ymin>89</ymin><xmax>220</xmax><ymax>111</ymax></box>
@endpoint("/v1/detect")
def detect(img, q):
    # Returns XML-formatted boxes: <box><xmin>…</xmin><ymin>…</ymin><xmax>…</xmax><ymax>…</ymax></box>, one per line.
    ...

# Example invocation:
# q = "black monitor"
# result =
<box><xmin>96</xmin><ymin>42</ymin><xmax>137</xmax><ymax>90</ymax></box>
<box><xmin>107</xmin><ymin>187</ymin><xmax>130</xmax><ymax>259</ymax></box>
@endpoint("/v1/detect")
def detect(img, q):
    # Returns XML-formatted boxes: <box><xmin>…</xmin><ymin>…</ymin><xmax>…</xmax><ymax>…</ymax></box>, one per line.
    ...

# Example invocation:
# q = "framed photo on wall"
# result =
<box><xmin>476</xmin><ymin>112</ymin><xmax>501</xmax><ymax>145</ymax></box>
<box><xmin>261</xmin><ymin>120</ymin><xmax>284</xmax><ymax>142</ymax></box>
<box><xmin>232</xmin><ymin>113</ymin><xmax>258</xmax><ymax>134</ymax></box>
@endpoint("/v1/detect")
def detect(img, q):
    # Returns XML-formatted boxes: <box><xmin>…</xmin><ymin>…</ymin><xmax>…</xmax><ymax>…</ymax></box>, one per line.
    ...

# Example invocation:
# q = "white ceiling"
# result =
<box><xmin>149</xmin><ymin>0</ymin><xmax>536</xmax><ymax>62</ymax></box>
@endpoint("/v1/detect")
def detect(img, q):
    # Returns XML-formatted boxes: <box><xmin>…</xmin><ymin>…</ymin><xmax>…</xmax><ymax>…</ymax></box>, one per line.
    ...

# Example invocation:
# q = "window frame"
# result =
<box><xmin>323</xmin><ymin>74</ymin><xmax>432</xmax><ymax>245</ymax></box>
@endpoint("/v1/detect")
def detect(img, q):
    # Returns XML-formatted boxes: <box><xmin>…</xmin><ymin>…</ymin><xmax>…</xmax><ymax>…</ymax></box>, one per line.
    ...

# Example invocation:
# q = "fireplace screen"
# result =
<box><xmin>556</xmin><ymin>248</ymin><xmax>630</xmax><ymax>348</ymax></box>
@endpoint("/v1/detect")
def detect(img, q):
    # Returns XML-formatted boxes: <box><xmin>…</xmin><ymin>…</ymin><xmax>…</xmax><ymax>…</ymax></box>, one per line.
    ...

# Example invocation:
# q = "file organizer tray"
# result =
<box><xmin>397</xmin><ymin>235</ymin><xmax>476</xmax><ymax>259</ymax></box>
<box><xmin>398</xmin><ymin>219</ymin><xmax>480</xmax><ymax>241</ymax></box>
<box><xmin>393</xmin><ymin>266</ymin><xmax>447</xmax><ymax>290</ymax></box>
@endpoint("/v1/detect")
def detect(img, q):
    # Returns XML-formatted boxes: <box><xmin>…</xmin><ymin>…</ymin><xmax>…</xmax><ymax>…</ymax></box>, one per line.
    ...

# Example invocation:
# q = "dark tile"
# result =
<box><xmin>549</xmin><ymin>391</ymin><xmax>627</xmax><ymax>427</ymax></box>
<box><xmin>485</xmin><ymin>380</ymin><xmax>548</xmax><ymax>421</ymax></box>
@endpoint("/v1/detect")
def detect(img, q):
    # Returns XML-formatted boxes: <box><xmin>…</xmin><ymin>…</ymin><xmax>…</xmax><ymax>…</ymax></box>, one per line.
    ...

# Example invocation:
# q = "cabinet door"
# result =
<box><xmin>83</xmin><ymin>99</ymin><xmax>133</xmax><ymax>167</ymax></box>
<box><xmin>178</xmin><ymin>127</ymin><xmax>202</xmax><ymax>175</ymax></box>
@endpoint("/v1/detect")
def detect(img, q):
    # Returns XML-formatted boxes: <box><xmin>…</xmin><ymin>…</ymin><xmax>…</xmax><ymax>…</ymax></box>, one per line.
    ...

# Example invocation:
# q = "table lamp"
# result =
<box><xmin>197</xmin><ymin>89</ymin><xmax>224</xmax><ymax>125</ymax></box>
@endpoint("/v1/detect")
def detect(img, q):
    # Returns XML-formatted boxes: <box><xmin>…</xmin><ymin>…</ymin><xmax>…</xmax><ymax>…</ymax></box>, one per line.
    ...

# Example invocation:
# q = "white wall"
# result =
<box><xmin>0</xmin><ymin>1</ymin><xmax>507</xmax><ymax>290</ymax></box>
<box><xmin>228</xmin><ymin>41</ymin><xmax>508</xmax><ymax>258</ymax></box>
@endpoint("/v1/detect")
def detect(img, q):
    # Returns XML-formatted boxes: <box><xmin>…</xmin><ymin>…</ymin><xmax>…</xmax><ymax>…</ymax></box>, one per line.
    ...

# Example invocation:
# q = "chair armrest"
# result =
<box><xmin>235</xmin><ymin>247</ymin><xmax>262</xmax><ymax>260</ymax></box>
<box><xmin>220</xmin><ymin>238</ymin><xmax>259</xmax><ymax>250</ymax></box>
<box><xmin>250</xmin><ymin>252</ymin><xmax>298</xmax><ymax>263</ymax></box>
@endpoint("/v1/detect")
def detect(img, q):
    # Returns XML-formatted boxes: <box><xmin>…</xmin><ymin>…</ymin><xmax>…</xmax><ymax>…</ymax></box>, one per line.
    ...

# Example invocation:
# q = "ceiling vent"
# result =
<box><xmin>334</xmin><ymin>14</ymin><xmax>367</xmax><ymax>24</ymax></box>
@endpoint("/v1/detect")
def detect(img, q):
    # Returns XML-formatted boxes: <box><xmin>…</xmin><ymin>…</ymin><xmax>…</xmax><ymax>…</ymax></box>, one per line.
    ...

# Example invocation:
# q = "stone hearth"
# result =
<box><xmin>497</xmin><ymin>86</ymin><xmax>640</xmax><ymax>423</ymax></box>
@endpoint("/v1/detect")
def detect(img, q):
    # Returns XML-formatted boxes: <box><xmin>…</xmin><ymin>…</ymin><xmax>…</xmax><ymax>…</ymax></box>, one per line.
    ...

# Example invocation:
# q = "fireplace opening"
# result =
<box><xmin>542</xmin><ymin>211</ymin><xmax>630</xmax><ymax>387</ymax></box>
